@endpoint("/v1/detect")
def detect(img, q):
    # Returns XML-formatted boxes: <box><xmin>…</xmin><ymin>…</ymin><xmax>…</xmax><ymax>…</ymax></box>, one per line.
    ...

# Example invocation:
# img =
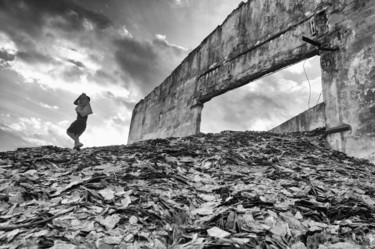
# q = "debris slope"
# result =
<box><xmin>1</xmin><ymin>130</ymin><xmax>375</xmax><ymax>249</ymax></box>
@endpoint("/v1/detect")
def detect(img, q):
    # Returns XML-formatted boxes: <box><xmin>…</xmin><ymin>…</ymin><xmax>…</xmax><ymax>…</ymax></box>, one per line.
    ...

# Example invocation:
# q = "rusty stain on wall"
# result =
<box><xmin>128</xmin><ymin>0</ymin><xmax>375</xmax><ymax>162</ymax></box>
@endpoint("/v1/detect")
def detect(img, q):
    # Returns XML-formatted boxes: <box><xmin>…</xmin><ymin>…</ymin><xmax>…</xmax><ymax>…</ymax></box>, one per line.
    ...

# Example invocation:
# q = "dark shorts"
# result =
<box><xmin>67</xmin><ymin>119</ymin><xmax>87</xmax><ymax>136</ymax></box>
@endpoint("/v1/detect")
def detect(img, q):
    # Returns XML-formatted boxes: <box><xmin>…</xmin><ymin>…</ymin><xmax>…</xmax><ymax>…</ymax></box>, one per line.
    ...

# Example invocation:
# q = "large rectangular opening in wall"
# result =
<box><xmin>200</xmin><ymin>56</ymin><xmax>322</xmax><ymax>133</ymax></box>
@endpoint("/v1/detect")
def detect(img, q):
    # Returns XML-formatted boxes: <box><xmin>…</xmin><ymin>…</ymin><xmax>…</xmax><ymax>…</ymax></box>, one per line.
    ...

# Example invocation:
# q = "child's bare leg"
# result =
<box><xmin>67</xmin><ymin>131</ymin><xmax>79</xmax><ymax>144</ymax></box>
<box><xmin>75</xmin><ymin>134</ymin><xmax>84</xmax><ymax>147</ymax></box>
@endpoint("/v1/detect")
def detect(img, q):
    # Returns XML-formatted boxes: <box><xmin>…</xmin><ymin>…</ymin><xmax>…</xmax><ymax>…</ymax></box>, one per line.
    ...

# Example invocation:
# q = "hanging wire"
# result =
<box><xmin>303</xmin><ymin>59</ymin><xmax>311</xmax><ymax>108</ymax></box>
<box><xmin>316</xmin><ymin>92</ymin><xmax>322</xmax><ymax>105</ymax></box>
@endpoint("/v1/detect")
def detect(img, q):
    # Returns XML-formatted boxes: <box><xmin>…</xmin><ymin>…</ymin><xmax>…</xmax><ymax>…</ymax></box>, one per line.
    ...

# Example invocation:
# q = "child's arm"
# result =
<box><xmin>74</xmin><ymin>97</ymin><xmax>80</xmax><ymax>105</ymax></box>
<box><xmin>76</xmin><ymin>104</ymin><xmax>92</xmax><ymax>117</ymax></box>
<box><xmin>73</xmin><ymin>93</ymin><xmax>86</xmax><ymax>105</ymax></box>
<box><xmin>76</xmin><ymin>107</ymin><xmax>85</xmax><ymax>116</ymax></box>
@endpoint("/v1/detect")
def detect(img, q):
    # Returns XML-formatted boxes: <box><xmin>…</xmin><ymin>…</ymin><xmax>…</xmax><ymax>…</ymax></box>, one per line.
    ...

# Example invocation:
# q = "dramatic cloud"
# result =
<box><xmin>115</xmin><ymin>35</ymin><xmax>189</xmax><ymax>95</ymax></box>
<box><xmin>76</xmin><ymin>0</ymin><xmax>243</xmax><ymax>48</ymax></box>
<box><xmin>40</xmin><ymin>102</ymin><xmax>59</xmax><ymax>110</ymax></box>
<box><xmin>0</xmin><ymin>0</ymin><xmax>111</xmax><ymax>36</ymax></box>
<box><xmin>5</xmin><ymin>117</ymin><xmax>72</xmax><ymax>147</ymax></box>
<box><xmin>0</xmin><ymin>48</ymin><xmax>16</xmax><ymax>62</ymax></box>
<box><xmin>67</xmin><ymin>59</ymin><xmax>86</xmax><ymax>68</ymax></box>
<box><xmin>0</xmin><ymin>123</ymin><xmax>30</xmax><ymax>152</ymax></box>
<box><xmin>17</xmin><ymin>51</ymin><xmax>54</xmax><ymax>65</ymax></box>
<box><xmin>154</xmin><ymin>34</ymin><xmax>188</xmax><ymax>52</ymax></box>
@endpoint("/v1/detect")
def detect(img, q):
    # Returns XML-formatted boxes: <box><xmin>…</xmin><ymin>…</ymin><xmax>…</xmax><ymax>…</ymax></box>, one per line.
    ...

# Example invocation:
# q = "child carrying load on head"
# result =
<box><xmin>66</xmin><ymin>93</ymin><xmax>93</xmax><ymax>150</ymax></box>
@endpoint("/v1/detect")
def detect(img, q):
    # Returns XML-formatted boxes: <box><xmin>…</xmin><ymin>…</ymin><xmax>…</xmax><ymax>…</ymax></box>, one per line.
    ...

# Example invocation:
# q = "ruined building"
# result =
<box><xmin>128</xmin><ymin>0</ymin><xmax>375</xmax><ymax>162</ymax></box>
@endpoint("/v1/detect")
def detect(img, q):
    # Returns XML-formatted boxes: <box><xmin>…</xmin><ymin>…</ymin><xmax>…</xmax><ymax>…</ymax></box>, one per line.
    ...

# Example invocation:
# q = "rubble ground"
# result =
<box><xmin>1</xmin><ymin>129</ymin><xmax>375</xmax><ymax>249</ymax></box>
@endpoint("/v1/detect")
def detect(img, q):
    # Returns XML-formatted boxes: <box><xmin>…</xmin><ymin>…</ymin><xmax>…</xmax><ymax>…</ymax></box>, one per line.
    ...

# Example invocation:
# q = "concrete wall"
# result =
<box><xmin>128</xmin><ymin>0</ymin><xmax>375</xmax><ymax>162</ymax></box>
<box><xmin>320</xmin><ymin>0</ymin><xmax>375</xmax><ymax>161</ymax></box>
<box><xmin>270</xmin><ymin>103</ymin><xmax>326</xmax><ymax>133</ymax></box>
<box><xmin>128</xmin><ymin>0</ymin><xmax>322</xmax><ymax>143</ymax></box>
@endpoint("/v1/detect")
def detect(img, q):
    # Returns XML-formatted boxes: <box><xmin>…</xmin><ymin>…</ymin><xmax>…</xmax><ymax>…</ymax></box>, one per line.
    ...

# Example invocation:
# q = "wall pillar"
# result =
<box><xmin>322</xmin><ymin>0</ymin><xmax>375</xmax><ymax>161</ymax></box>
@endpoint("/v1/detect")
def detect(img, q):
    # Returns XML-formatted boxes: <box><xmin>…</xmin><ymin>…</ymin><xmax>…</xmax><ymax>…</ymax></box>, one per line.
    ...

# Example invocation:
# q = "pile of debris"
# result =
<box><xmin>1</xmin><ymin>130</ymin><xmax>375</xmax><ymax>249</ymax></box>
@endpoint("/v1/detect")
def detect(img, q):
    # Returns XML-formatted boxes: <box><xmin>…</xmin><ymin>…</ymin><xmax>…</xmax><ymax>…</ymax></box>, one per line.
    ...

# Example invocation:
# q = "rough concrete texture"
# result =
<box><xmin>270</xmin><ymin>103</ymin><xmax>326</xmax><ymax>133</ymax></box>
<box><xmin>319</xmin><ymin>0</ymin><xmax>375</xmax><ymax>161</ymax></box>
<box><xmin>128</xmin><ymin>0</ymin><xmax>375</xmax><ymax>162</ymax></box>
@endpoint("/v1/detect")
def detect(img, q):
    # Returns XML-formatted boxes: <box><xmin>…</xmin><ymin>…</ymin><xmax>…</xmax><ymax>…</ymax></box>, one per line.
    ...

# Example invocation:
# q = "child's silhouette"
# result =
<box><xmin>66</xmin><ymin>93</ymin><xmax>93</xmax><ymax>150</ymax></box>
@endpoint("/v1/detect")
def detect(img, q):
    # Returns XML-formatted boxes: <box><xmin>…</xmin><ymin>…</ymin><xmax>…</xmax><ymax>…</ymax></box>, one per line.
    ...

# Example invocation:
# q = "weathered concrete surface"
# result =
<box><xmin>270</xmin><ymin>103</ymin><xmax>326</xmax><ymax>133</ymax></box>
<box><xmin>128</xmin><ymin>0</ymin><xmax>375</xmax><ymax>162</ymax></box>
<box><xmin>128</xmin><ymin>0</ymin><xmax>322</xmax><ymax>143</ymax></box>
<box><xmin>319</xmin><ymin>0</ymin><xmax>375</xmax><ymax>161</ymax></box>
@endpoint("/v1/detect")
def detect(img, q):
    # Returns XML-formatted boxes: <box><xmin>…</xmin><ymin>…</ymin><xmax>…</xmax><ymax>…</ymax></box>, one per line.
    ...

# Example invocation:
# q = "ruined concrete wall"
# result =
<box><xmin>128</xmin><ymin>74</ymin><xmax>201</xmax><ymax>142</ymax></box>
<box><xmin>270</xmin><ymin>103</ymin><xmax>326</xmax><ymax>133</ymax></box>
<box><xmin>128</xmin><ymin>0</ymin><xmax>322</xmax><ymax>143</ymax></box>
<box><xmin>319</xmin><ymin>0</ymin><xmax>375</xmax><ymax>161</ymax></box>
<box><xmin>128</xmin><ymin>0</ymin><xmax>375</xmax><ymax>163</ymax></box>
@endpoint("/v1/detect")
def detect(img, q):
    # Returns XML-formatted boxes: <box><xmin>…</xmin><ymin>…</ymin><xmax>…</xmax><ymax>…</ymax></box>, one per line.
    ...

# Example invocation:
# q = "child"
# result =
<box><xmin>66</xmin><ymin>93</ymin><xmax>93</xmax><ymax>150</ymax></box>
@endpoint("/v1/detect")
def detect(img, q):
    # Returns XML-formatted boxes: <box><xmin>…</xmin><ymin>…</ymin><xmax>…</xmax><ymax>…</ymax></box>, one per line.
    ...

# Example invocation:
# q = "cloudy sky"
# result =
<box><xmin>0</xmin><ymin>0</ymin><xmax>322</xmax><ymax>151</ymax></box>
